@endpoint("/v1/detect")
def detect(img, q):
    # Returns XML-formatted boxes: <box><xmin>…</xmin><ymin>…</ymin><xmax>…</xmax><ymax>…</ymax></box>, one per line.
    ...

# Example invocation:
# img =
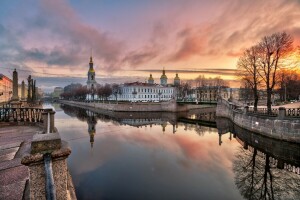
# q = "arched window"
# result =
<box><xmin>91</xmin><ymin>75</ymin><xmax>94</xmax><ymax>80</ymax></box>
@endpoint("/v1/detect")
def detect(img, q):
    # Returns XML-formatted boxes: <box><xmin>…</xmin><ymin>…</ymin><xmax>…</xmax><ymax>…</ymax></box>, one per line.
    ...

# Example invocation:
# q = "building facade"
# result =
<box><xmin>0</xmin><ymin>74</ymin><xmax>13</xmax><ymax>103</ymax></box>
<box><xmin>117</xmin><ymin>82</ymin><xmax>175</xmax><ymax>102</ymax></box>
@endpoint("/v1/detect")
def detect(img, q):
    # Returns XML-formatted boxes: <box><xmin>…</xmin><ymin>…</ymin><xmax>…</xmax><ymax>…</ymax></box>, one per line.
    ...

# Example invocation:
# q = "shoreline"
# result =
<box><xmin>58</xmin><ymin>100</ymin><xmax>216</xmax><ymax>112</ymax></box>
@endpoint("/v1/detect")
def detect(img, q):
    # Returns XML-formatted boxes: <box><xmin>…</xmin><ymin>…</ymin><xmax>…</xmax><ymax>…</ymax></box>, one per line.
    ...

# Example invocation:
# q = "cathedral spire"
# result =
<box><xmin>89</xmin><ymin>48</ymin><xmax>93</xmax><ymax>64</ymax></box>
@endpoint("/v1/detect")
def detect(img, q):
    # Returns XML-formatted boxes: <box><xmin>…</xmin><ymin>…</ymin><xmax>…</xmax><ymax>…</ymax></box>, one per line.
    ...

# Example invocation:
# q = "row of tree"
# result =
<box><xmin>237</xmin><ymin>32</ymin><xmax>298</xmax><ymax>112</ymax></box>
<box><xmin>60</xmin><ymin>83</ymin><xmax>123</xmax><ymax>101</ymax></box>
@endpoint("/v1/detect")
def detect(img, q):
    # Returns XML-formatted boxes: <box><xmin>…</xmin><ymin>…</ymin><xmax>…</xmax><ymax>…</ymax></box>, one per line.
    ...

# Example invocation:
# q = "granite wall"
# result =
<box><xmin>216</xmin><ymin>98</ymin><xmax>300</xmax><ymax>143</ymax></box>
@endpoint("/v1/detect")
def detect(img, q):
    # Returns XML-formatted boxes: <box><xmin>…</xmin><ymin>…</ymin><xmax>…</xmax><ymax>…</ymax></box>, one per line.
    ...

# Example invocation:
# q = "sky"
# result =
<box><xmin>0</xmin><ymin>0</ymin><xmax>300</xmax><ymax>92</ymax></box>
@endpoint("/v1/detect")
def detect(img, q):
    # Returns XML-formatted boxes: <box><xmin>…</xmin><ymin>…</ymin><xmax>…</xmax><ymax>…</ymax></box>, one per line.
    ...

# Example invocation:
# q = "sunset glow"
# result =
<box><xmin>0</xmin><ymin>0</ymin><xmax>299</xmax><ymax>91</ymax></box>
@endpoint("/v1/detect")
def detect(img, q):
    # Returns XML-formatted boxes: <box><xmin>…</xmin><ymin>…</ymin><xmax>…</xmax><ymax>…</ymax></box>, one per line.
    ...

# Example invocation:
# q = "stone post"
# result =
<box><xmin>50</xmin><ymin>110</ymin><xmax>56</xmax><ymax>133</ymax></box>
<box><xmin>243</xmin><ymin>106</ymin><xmax>249</xmax><ymax>114</ymax></box>
<box><xmin>278</xmin><ymin>107</ymin><xmax>286</xmax><ymax>120</ymax></box>
<box><xmin>42</xmin><ymin>109</ymin><xmax>56</xmax><ymax>133</ymax></box>
<box><xmin>27</xmin><ymin>75</ymin><xmax>32</xmax><ymax>102</ymax></box>
<box><xmin>21</xmin><ymin>133</ymin><xmax>72</xmax><ymax>200</ymax></box>
<box><xmin>277</xmin><ymin>159</ymin><xmax>284</xmax><ymax>169</ymax></box>
<box><xmin>21</xmin><ymin>80</ymin><xmax>25</xmax><ymax>100</ymax></box>
<box><xmin>243</xmin><ymin>142</ymin><xmax>248</xmax><ymax>150</ymax></box>
<box><xmin>12</xmin><ymin>69</ymin><xmax>19</xmax><ymax>101</ymax></box>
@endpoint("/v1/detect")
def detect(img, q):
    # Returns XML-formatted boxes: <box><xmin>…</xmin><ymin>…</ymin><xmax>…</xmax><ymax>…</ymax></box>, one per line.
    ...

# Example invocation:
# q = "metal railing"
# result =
<box><xmin>44</xmin><ymin>153</ymin><xmax>57</xmax><ymax>200</ymax></box>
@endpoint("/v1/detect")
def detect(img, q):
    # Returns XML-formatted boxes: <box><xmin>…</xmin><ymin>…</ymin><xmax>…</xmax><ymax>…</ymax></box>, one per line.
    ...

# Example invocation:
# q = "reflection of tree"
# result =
<box><xmin>233</xmin><ymin>147</ymin><xmax>300</xmax><ymax>200</ymax></box>
<box><xmin>194</xmin><ymin>124</ymin><xmax>205</xmax><ymax>136</ymax></box>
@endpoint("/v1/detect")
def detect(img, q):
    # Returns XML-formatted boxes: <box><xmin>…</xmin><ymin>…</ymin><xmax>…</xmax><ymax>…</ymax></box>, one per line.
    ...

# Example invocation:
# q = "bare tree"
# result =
<box><xmin>112</xmin><ymin>84</ymin><xmax>122</xmax><ymax>104</ymax></box>
<box><xmin>257</xmin><ymin>32</ymin><xmax>293</xmax><ymax>113</ymax></box>
<box><xmin>237</xmin><ymin>46</ymin><xmax>261</xmax><ymax>110</ymax></box>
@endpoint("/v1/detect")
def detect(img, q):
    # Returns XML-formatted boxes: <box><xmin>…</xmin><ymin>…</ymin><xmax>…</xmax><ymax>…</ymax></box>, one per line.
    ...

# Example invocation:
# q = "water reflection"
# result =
<box><xmin>217</xmin><ymin>118</ymin><xmax>300</xmax><ymax>199</ymax></box>
<box><xmin>56</xmin><ymin>104</ymin><xmax>299</xmax><ymax>200</ymax></box>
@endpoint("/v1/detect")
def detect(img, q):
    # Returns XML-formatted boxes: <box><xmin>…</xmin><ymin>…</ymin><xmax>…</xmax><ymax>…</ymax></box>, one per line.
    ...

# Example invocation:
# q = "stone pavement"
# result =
<box><xmin>0</xmin><ymin>125</ymin><xmax>42</xmax><ymax>200</ymax></box>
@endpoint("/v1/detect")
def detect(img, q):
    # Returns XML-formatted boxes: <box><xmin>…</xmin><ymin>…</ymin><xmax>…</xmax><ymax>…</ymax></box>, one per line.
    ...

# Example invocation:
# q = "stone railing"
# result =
<box><xmin>21</xmin><ymin>132</ymin><xmax>75</xmax><ymax>199</ymax></box>
<box><xmin>0</xmin><ymin>106</ymin><xmax>56</xmax><ymax>133</ymax></box>
<box><xmin>18</xmin><ymin>108</ymin><xmax>76</xmax><ymax>199</ymax></box>
<box><xmin>216</xmin><ymin>98</ymin><xmax>300</xmax><ymax>143</ymax></box>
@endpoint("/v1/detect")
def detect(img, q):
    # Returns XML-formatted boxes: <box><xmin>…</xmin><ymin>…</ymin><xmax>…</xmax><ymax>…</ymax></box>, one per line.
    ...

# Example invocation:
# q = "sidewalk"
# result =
<box><xmin>0</xmin><ymin>125</ymin><xmax>42</xmax><ymax>200</ymax></box>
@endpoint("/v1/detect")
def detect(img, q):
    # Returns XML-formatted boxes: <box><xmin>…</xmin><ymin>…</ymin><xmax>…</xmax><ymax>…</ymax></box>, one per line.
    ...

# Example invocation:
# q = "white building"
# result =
<box><xmin>117</xmin><ymin>82</ymin><xmax>175</xmax><ymax>102</ymax></box>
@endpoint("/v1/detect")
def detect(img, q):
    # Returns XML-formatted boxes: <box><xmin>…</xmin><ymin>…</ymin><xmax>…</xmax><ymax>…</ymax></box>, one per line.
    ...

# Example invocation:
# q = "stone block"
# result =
<box><xmin>31</xmin><ymin>133</ymin><xmax>62</xmax><ymax>154</ymax></box>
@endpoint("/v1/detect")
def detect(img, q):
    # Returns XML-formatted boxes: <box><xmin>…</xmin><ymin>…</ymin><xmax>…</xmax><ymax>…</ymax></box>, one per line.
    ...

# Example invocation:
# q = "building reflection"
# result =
<box><xmin>59</xmin><ymin>104</ymin><xmax>299</xmax><ymax>199</ymax></box>
<box><xmin>216</xmin><ymin>118</ymin><xmax>300</xmax><ymax>199</ymax></box>
<box><xmin>60</xmin><ymin>104</ymin><xmax>216</xmax><ymax>146</ymax></box>
<box><xmin>87</xmin><ymin>110</ymin><xmax>97</xmax><ymax>148</ymax></box>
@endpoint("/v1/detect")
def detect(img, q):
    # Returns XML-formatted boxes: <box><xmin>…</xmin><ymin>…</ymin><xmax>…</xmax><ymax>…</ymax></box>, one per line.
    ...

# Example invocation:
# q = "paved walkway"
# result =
<box><xmin>0</xmin><ymin>125</ymin><xmax>42</xmax><ymax>200</ymax></box>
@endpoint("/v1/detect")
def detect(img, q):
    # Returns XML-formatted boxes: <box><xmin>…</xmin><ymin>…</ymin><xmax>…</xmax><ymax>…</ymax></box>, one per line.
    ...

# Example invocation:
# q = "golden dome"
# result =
<box><xmin>174</xmin><ymin>73</ymin><xmax>180</xmax><ymax>80</ymax></box>
<box><xmin>89</xmin><ymin>68</ymin><xmax>95</xmax><ymax>73</ymax></box>
<box><xmin>161</xmin><ymin>68</ymin><xmax>167</xmax><ymax>79</ymax></box>
<box><xmin>148</xmin><ymin>74</ymin><xmax>154</xmax><ymax>81</ymax></box>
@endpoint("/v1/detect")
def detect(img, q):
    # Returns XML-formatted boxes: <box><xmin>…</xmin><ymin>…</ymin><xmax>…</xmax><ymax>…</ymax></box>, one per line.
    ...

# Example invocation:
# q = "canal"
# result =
<box><xmin>50</xmin><ymin>103</ymin><xmax>300</xmax><ymax>200</ymax></box>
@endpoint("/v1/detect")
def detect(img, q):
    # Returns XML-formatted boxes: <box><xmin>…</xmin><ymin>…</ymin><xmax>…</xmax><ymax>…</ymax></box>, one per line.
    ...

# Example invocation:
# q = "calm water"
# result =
<box><xmin>49</xmin><ymin>103</ymin><xmax>300</xmax><ymax>200</ymax></box>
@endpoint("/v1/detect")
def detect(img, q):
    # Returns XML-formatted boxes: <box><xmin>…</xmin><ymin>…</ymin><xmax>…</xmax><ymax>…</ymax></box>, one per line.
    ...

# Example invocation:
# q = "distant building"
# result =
<box><xmin>193</xmin><ymin>86</ymin><xmax>241</xmax><ymax>102</ymax></box>
<box><xmin>0</xmin><ymin>74</ymin><xmax>13</xmax><ymax>103</ymax></box>
<box><xmin>52</xmin><ymin>87</ymin><xmax>63</xmax><ymax>98</ymax></box>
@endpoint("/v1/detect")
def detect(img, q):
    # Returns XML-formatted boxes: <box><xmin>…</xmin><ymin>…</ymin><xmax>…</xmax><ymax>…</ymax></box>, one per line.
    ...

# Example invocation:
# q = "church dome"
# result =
<box><xmin>148</xmin><ymin>74</ymin><xmax>154</xmax><ymax>81</ymax></box>
<box><xmin>160</xmin><ymin>68</ymin><xmax>167</xmax><ymax>79</ymax></box>
<box><xmin>174</xmin><ymin>73</ymin><xmax>180</xmax><ymax>80</ymax></box>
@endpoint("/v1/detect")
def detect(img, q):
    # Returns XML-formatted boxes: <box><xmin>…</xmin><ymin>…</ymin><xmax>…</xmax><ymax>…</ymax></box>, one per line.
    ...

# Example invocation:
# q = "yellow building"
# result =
<box><xmin>0</xmin><ymin>74</ymin><xmax>13</xmax><ymax>103</ymax></box>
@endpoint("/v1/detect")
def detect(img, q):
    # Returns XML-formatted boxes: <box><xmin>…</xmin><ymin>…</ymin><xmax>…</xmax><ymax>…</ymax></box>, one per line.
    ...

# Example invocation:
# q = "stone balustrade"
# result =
<box><xmin>216</xmin><ymin>98</ymin><xmax>300</xmax><ymax>143</ymax></box>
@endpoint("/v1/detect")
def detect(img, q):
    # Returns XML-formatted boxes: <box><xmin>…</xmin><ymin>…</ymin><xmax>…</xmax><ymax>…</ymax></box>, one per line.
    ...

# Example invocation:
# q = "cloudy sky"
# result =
<box><xmin>0</xmin><ymin>0</ymin><xmax>300</xmax><ymax>92</ymax></box>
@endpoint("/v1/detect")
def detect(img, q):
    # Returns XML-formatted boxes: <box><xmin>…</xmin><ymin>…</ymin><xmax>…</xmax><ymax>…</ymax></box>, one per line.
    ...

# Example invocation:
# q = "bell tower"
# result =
<box><xmin>87</xmin><ymin>55</ymin><xmax>97</xmax><ymax>91</ymax></box>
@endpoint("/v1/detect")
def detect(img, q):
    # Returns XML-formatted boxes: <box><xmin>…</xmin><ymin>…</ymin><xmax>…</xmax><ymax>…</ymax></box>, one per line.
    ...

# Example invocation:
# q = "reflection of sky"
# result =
<box><xmin>55</xmin><ymin>108</ymin><xmax>243</xmax><ymax>200</ymax></box>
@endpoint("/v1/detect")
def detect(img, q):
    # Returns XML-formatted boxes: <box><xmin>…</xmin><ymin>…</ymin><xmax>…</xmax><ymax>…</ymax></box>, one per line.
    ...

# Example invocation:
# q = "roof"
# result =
<box><xmin>123</xmin><ymin>81</ymin><xmax>171</xmax><ymax>88</ymax></box>
<box><xmin>0</xmin><ymin>74</ymin><xmax>12</xmax><ymax>82</ymax></box>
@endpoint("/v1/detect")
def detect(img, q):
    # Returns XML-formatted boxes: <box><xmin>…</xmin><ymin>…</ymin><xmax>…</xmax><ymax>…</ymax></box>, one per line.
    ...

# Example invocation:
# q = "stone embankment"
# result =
<box><xmin>59</xmin><ymin>100</ymin><xmax>214</xmax><ymax>112</ymax></box>
<box><xmin>216</xmin><ymin>98</ymin><xmax>300</xmax><ymax>143</ymax></box>
<box><xmin>0</xmin><ymin>106</ymin><xmax>76</xmax><ymax>200</ymax></box>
